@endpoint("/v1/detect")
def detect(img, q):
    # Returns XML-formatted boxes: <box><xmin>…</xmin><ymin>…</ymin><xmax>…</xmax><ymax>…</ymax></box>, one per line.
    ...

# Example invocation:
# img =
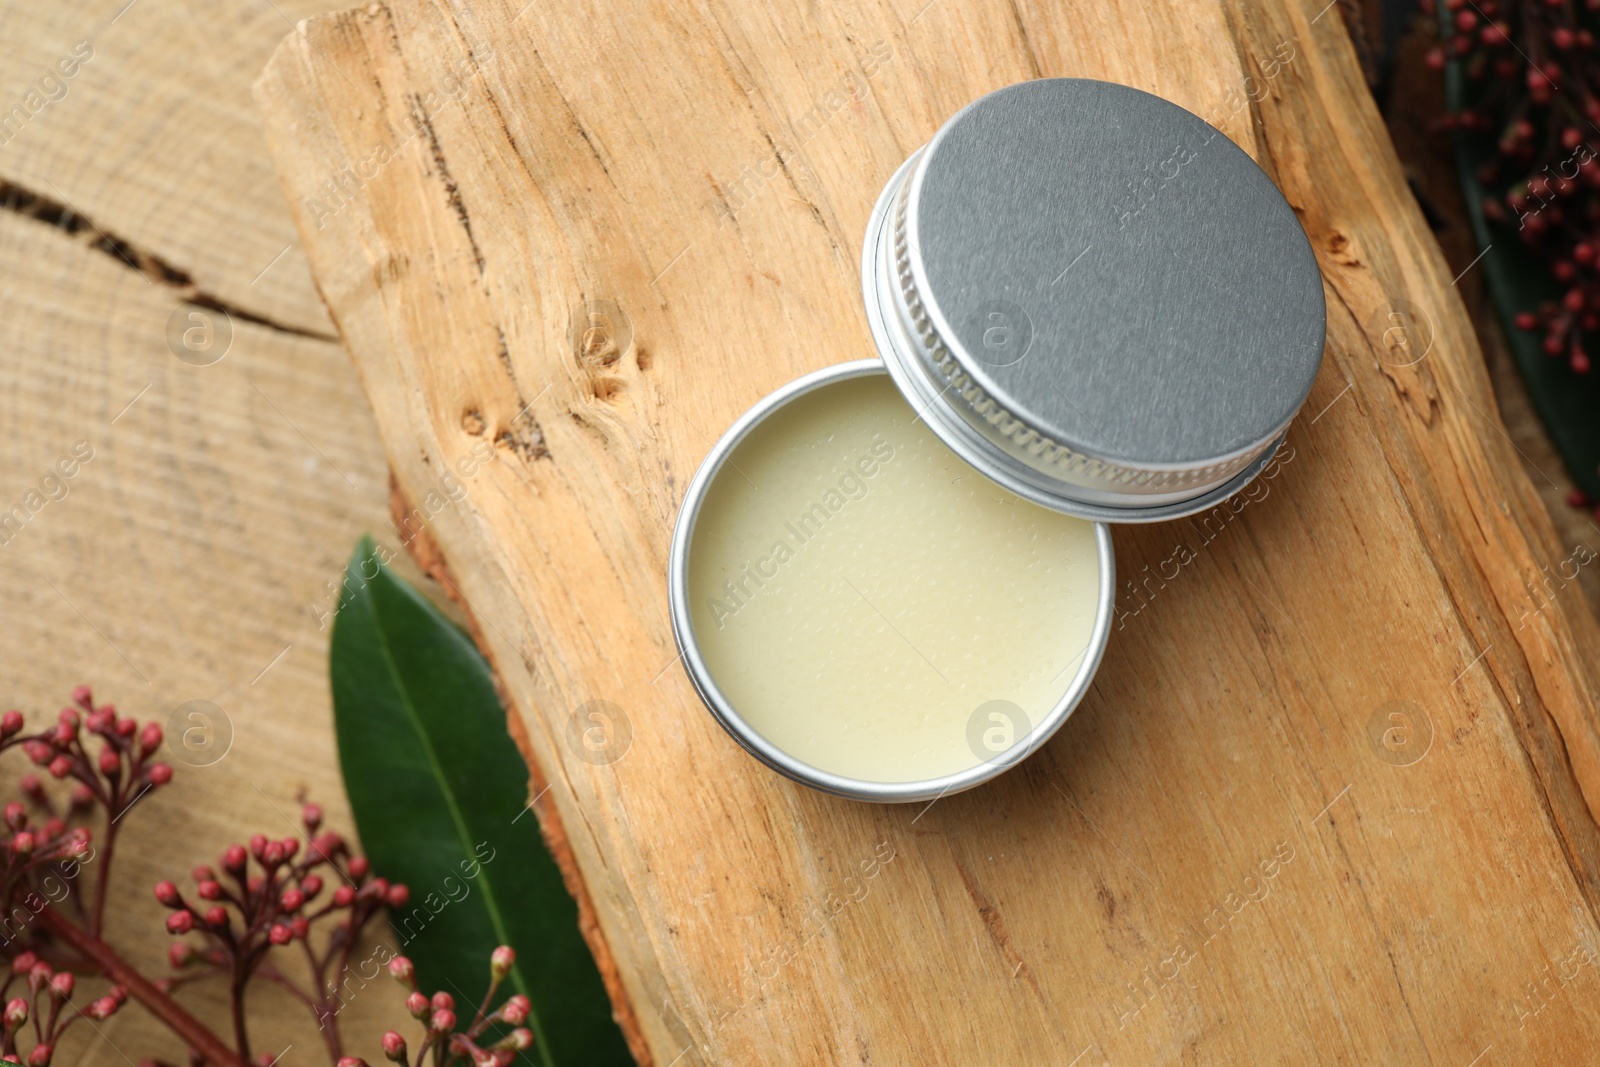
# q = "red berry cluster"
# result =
<box><xmin>0</xmin><ymin>691</ymin><xmax>172</xmax><ymax>1066</ymax></box>
<box><xmin>1425</xmin><ymin>0</ymin><xmax>1600</xmax><ymax>374</ymax></box>
<box><xmin>0</xmin><ymin>689</ymin><xmax>533</xmax><ymax>1067</ymax></box>
<box><xmin>14</xmin><ymin>686</ymin><xmax>172</xmax><ymax>823</ymax></box>
<box><xmin>347</xmin><ymin>949</ymin><xmax>534</xmax><ymax>1067</ymax></box>
<box><xmin>0</xmin><ymin>785</ymin><xmax>92</xmax><ymax>895</ymax></box>
<box><xmin>0</xmin><ymin>953</ymin><xmax>126</xmax><ymax>1066</ymax></box>
<box><xmin>158</xmin><ymin>805</ymin><xmax>410</xmax><ymax>1061</ymax></box>
<box><xmin>158</xmin><ymin>808</ymin><xmax>406</xmax><ymax>947</ymax></box>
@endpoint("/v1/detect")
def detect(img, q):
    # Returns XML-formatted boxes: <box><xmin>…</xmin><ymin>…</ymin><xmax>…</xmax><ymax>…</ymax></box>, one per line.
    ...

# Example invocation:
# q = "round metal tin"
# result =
<box><xmin>667</xmin><ymin>360</ymin><xmax>1116</xmax><ymax>803</ymax></box>
<box><xmin>862</xmin><ymin>79</ymin><xmax>1325</xmax><ymax>521</ymax></box>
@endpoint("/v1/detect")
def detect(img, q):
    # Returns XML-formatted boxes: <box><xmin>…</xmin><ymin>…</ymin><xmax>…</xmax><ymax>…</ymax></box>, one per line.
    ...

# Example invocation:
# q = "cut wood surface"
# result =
<box><xmin>0</xmin><ymin>2</ymin><xmax>399</xmax><ymax>1061</ymax></box>
<box><xmin>256</xmin><ymin>1</ymin><xmax>1600</xmax><ymax>1063</ymax></box>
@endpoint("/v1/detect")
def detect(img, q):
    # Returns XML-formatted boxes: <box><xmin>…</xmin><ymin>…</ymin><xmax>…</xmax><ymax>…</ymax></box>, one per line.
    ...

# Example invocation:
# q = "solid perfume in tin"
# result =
<box><xmin>669</xmin><ymin>78</ymin><xmax>1326</xmax><ymax>801</ymax></box>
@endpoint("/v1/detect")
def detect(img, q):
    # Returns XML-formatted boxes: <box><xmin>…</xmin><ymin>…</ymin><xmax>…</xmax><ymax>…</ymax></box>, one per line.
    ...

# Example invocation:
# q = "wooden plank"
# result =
<box><xmin>0</xmin><ymin>0</ymin><xmax>340</xmax><ymax>334</ymax></box>
<box><xmin>256</xmin><ymin>0</ymin><xmax>1600</xmax><ymax>1062</ymax></box>
<box><xmin>0</xmin><ymin>2</ymin><xmax>408</xmax><ymax>1061</ymax></box>
<box><xmin>0</xmin><ymin>207</ymin><xmax>405</xmax><ymax>1063</ymax></box>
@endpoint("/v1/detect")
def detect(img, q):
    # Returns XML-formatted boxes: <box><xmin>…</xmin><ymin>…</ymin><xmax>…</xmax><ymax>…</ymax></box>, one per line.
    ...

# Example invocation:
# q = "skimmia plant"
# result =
<box><xmin>373</xmin><ymin>952</ymin><xmax>532</xmax><ymax>1067</ymax></box>
<box><xmin>1427</xmin><ymin>0</ymin><xmax>1600</xmax><ymax>375</ymax></box>
<box><xmin>0</xmin><ymin>687</ymin><xmax>535</xmax><ymax>1067</ymax></box>
<box><xmin>1425</xmin><ymin>0</ymin><xmax>1600</xmax><ymax>504</ymax></box>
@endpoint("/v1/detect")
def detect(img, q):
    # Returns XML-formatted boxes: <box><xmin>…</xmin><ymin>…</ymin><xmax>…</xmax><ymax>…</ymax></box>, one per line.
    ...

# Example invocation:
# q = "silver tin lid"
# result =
<box><xmin>862</xmin><ymin>79</ymin><xmax>1326</xmax><ymax>521</ymax></box>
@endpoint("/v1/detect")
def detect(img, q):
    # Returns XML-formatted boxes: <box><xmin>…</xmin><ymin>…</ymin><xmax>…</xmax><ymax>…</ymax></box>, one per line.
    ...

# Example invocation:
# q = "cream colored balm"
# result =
<box><xmin>687</xmin><ymin>374</ymin><xmax>1103</xmax><ymax>784</ymax></box>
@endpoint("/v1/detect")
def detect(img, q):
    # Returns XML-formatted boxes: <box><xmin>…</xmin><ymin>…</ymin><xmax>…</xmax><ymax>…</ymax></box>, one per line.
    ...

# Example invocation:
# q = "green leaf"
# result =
<box><xmin>330</xmin><ymin>535</ymin><xmax>632</xmax><ymax>1067</ymax></box>
<box><xmin>1442</xmin><ymin>15</ymin><xmax>1600</xmax><ymax>499</ymax></box>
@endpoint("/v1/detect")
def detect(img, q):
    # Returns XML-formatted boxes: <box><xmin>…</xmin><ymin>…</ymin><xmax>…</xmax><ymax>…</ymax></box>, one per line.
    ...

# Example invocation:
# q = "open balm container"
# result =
<box><xmin>668</xmin><ymin>79</ymin><xmax>1326</xmax><ymax>802</ymax></box>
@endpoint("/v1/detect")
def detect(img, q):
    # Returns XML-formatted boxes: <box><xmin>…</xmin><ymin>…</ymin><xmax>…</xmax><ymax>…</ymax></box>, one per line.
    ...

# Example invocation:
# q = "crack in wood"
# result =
<box><xmin>0</xmin><ymin>178</ymin><xmax>336</xmax><ymax>342</ymax></box>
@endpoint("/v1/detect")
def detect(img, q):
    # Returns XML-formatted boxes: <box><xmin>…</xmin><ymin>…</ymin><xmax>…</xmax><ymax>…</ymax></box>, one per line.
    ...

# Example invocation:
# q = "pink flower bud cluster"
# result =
<box><xmin>8</xmin><ymin>687</ymin><xmax>171</xmax><ymax>830</ymax></box>
<box><xmin>0</xmin><ymin>690</ymin><xmax>453</xmax><ymax>1067</ymax></box>
<box><xmin>376</xmin><ymin>950</ymin><xmax>533</xmax><ymax>1067</ymax></box>
<box><xmin>0</xmin><ymin>952</ymin><xmax>126</xmax><ymax>1064</ymax></box>
<box><xmin>1421</xmin><ymin>0</ymin><xmax>1600</xmax><ymax>376</ymax></box>
<box><xmin>160</xmin><ymin>803</ymin><xmax>409</xmax><ymax>995</ymax></box>
<box><xmin>0</xmin><ymin>794</ymin><xmax>89</xmax><ymax>878</ymax></box>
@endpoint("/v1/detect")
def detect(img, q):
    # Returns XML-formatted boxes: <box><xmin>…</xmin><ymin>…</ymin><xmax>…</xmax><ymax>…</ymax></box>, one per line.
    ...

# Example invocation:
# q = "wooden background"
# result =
<box><xmin>4</xmin><ymin>0</ymin><xmax>1600</xmax><ymax>1063</ymax></box>
<box><xmin>0</xmin><ymin>2</ymin><xmax>403</xmax><ymax>1061</ymax></box>
<box><xmin>250</xmin><ymin>0</ymin><xmax>1600</xmax><ymax>1064</ymax></box>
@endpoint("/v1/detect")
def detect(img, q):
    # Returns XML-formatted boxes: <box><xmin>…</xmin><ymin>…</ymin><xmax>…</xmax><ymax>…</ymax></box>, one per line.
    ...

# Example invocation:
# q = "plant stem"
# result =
<box><xmin>88</xmin><ymin>819</ymin><xmax>117</xmax><ymax>939</ymax></box>
<box><xmin>232</xmin><ymin>971</ymin><xmax>252</xmax><ymax>1065</ymax></box>
<box><xmin>36</xmin><ymin>905</ymin><xmax>244</xmax><ymax>1067</ymax></box>
<box><xmin>262</xmin><ymin>962</ymin><xmax>342</xmax><ymax>1064</ymax></box>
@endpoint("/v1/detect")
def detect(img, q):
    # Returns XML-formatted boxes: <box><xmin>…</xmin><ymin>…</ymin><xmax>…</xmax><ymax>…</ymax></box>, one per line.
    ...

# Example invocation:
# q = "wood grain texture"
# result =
<box><xmin>0</xmin><ymin>0</ymin><xmax>337</xmax><ymax>334</ymax></box>
<box><xmin>0</xmin><ymin>2</ymin><xmax>402</xmax><ymax>1062</ymax></box>
<box><xmin>257</xmin><ymin>1</ymin><xmax>1600</xmax><ymax>1062</ymax></box>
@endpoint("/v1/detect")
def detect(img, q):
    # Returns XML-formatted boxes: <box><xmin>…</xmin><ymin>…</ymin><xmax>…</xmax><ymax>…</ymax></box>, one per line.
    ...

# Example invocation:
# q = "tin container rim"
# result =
<box><xmin>667</xmin><ymin>359</ymin><xmax>1117</xmax><ymax>803</ymax></box>
<box><xmin>863</xmin><ymin>119</ymin><xmax>1292</xmax><ymax>523</ymax></box>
